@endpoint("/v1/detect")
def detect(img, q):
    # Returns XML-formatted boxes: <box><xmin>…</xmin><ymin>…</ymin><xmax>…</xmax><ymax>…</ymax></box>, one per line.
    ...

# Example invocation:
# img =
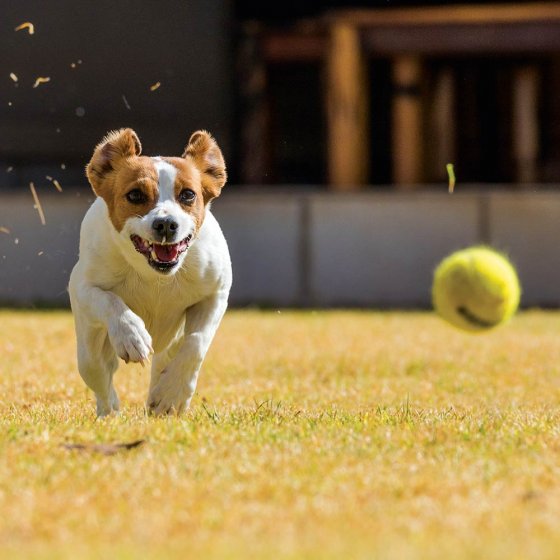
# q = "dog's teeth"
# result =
<box><xmin>151</xmin><ymin>249</ymin><xmax>158</xmax><ymax>260</ymax></box>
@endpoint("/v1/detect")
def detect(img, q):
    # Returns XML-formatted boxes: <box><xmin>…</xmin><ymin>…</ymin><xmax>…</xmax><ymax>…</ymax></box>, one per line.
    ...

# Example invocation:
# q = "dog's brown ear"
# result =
<box><xmin>86</xmin><ymin>128</ymin><xmax>142</xmax><ymax>196</ymax></box>
<box><xmin>182</xmin><ymin>130</ymin><xmax>226</xmax><ymax>202</ymax></box>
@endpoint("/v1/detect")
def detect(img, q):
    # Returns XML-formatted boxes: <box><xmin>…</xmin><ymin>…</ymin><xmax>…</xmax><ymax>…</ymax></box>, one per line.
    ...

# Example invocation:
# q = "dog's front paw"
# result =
<box><xmin>147</xmin><ymin>367</ymin><xmax>194</xmax><ymax>416</ymax></box>
<box><xmin>108</xmin><ymin>310</ymin><xmax>153</xmax><ymax>364</ymax></box>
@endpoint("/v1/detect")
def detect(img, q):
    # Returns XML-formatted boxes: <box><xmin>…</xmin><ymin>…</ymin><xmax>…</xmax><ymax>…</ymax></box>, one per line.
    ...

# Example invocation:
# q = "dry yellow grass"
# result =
<box><xmin>1</xmin><ymin>309</ymin><xmax>560</xmax><ymax>559</ymax></box>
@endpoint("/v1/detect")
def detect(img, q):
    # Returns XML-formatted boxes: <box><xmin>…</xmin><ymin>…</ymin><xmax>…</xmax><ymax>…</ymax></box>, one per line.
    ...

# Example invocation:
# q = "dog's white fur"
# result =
<box><xmin>69</xmin><ymin>133</ymin><xmax>231</xmax><ymax>416</ymax></box>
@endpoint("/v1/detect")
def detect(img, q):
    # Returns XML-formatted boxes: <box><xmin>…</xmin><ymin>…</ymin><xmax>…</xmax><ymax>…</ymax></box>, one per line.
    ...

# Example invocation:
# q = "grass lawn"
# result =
<box><xmin>1</xmin><ymin>309</ymin><xmax>560</xmax><ymax>559</ymax></box>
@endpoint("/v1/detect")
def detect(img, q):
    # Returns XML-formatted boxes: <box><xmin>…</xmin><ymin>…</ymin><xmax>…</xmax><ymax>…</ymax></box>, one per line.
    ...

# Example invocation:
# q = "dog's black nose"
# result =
<box><xmin>152</xmin><ymin>216</ymin><xmax>179</xmax><ymax>239</ymax></box>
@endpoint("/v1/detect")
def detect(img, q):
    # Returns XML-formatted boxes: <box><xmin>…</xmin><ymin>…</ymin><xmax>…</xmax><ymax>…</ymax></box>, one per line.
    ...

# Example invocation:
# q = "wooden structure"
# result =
<box><xmin>241</xmin><ymin>2</ymin><xmax>560</xmax><ymax>189</ymax></box>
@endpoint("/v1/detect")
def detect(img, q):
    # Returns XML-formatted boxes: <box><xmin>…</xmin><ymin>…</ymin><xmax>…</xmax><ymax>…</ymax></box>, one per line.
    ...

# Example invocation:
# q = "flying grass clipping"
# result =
<box><xmin>46</xmin><ymin>175</ymin><xmax>63</xmax><ymax>192</ymax></box>
<box><xmin>14</xmin><ymin>22</ymin><xmax>34</xmax><ymax>35</ymax></box>
<box><xmin>29</xmin><ymin>182</ymin><xmax>46</xmax><ymax>225</ymax></box>
<box><xmin>446</xmin><ymin>163</ymin><xmax>456</xmax><ymax>193</ymax></box>
<box><xmin>33</xmin><ymin>76</ymin><xmax>51</xmax><ymax>88</ymax></box>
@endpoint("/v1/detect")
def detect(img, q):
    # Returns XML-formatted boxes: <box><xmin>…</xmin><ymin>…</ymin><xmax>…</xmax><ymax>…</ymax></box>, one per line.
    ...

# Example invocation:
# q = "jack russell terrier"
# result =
<box><xmin>69</xmin><ymin>128</ymin><xmax>231</xmax><ymax>416</ymax></box>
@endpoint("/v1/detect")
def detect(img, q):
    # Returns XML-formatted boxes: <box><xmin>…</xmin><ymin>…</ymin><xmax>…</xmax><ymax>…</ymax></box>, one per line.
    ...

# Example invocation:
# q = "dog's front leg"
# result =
<box><xmin>147</xmin><ymin>292</ymin><xmax>228</xmax><ymax>416</ymax></box>
<box><xmin>70</xmin><ymin>277</ymin><xmax>153</xmax><ymax>416</ymax></box>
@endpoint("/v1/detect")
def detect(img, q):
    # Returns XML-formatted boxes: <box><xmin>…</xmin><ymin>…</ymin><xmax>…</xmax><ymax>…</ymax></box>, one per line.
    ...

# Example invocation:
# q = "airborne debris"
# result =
<box><xmin>9</xmin><ymin>73</ymin><xmax>18</xmax><ymax>83</ymax></box>
<box><xmin>29</xmin><ymin>182</ymin><xmax>46</xmax><ymax>225</ymax></box>
<box><xmin>149</xmin><ymin>82</ymin><xmax>161</xmax><ymax>91</ymax></box>
<box><xmin>14</xmin><ymin>22</ymin><xmax>34</xmax><ymax>35</ymax></box>
<box><xmin>45</xmin><ymin>176</ymin><xmax>63</xmax><ymax>192</ymax></box>
<box><xmin>446</xmin><ymin>163</ymin><xmax>456</xmax><ymax>194</ymax></box>
<box><xmin>0</xmin><ymin>227</ymin><xmax>10</xmax><ymax>235</ymax></box>
<box><xmin>7</xmin><ymin>167</ymin><xmax>13</xmax><ymax>173</ymax></box>
<box><xmin>33</xmin><ymin>76</ymin><xmax>51</xmax><ymax>88</ymax></box>
<box><xmin>122</xmin><ymin>94</ymin><xmax>132</xmax><ymax>110</ymax></box>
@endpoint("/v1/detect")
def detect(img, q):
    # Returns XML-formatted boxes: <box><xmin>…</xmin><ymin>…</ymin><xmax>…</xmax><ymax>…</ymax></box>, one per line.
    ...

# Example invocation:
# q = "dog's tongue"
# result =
<box><xmin>153</xmin><ymin>243</ymin><xmax>179</xmax><ymax>263</ymax></box>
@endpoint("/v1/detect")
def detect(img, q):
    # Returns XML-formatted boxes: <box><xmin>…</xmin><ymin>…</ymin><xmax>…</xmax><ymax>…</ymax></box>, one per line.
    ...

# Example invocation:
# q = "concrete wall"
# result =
<box><xmin>0</xmin><ymin>189</ymin><xmax>558</xmax><ymax>308</ymax></box>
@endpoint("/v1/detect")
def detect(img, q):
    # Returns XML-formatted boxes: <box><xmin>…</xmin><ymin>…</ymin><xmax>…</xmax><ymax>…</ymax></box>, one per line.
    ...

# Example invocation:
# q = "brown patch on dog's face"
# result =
<box><xmin>87</xmin><ymin>129</ymin><xmax>159</xmax><ymax>232</ymax></box>
<box><xmin>101</xmin><ymin>158</ymin><xmax>160</xmax><ymax>232</ymax></box>
<box><xmin>158</xmin><ymin>156</ymin><xmax>205</xmax><ymax>233</ymax></box>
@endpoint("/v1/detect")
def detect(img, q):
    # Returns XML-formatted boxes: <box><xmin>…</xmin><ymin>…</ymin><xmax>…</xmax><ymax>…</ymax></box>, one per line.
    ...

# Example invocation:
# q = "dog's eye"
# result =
<box><xmin>178</xmin><ymin>189</ymin><xmax>196</xmax><ymax>205</ymax></box>
<box><xmin>126</xmin><ymin>189</ymin><xmax>147</xmax><ymax>204</ymax></box>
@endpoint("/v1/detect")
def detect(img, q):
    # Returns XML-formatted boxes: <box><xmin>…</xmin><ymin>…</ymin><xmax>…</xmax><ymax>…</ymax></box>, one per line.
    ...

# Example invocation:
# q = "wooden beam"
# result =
<box><xmin>262</xmin><ymin>32</ymin><xmax>326</xmax><ymax>62</ymax></box>
<box><xmin>326</xmin><ymin>22</ymin><xmax>370</xmax><ymax>189</ymax></box>
<box><xmin>330</xmin><ymin>3</ymin><xmax>560</xmax><ymax>27</ymax></box>
<box><xmin>513</xmin><ymin>65</ymin><xmax>540</xmax><ymax>184</ymax></box>
<box><xmin>392</xmin><ymin>56</ymin><xmax>423</xmax><ymax>187</ymax></box>
<box><xmin>361</xmin><ymin>22</ymin><xmax>560</xmax><ymax>56</ymax></box>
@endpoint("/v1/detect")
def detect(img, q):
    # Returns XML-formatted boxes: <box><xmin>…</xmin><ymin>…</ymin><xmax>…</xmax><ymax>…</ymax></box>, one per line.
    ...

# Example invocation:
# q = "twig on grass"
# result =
<box><xmin>62</xmin><ymin>439</ymin><xmax>146</xmax><ymax>456</ymax></box>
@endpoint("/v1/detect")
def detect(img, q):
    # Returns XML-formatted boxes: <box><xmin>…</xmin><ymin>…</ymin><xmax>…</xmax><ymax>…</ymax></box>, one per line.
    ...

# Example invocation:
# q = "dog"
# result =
<box><xmin>69</xmin><ymin>128</ymin><xmax>231</xmax><ymax>416</ymax></box>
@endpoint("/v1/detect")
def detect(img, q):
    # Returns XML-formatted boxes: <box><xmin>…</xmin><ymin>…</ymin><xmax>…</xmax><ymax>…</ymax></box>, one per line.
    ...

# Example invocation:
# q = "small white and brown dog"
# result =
<box><xmin>69</xmin><ymin>128</ymin><xmax>231</xmax><ymax>416</ymax></box>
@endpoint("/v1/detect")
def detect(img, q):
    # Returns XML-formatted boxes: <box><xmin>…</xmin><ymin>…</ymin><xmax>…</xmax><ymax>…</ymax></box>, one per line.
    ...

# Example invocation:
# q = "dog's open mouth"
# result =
<box><xmin>131</xmin><ymin>234</ymin><xmax>192</xmax><ymax>272</ymax></box>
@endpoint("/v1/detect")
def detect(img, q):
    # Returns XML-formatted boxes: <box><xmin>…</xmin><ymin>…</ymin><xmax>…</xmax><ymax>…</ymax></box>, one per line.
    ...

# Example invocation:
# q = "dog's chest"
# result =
<box><xmin>111</xmin><ymin>272</ymin><xmax>207</xmax><ymax>351</ymax></box>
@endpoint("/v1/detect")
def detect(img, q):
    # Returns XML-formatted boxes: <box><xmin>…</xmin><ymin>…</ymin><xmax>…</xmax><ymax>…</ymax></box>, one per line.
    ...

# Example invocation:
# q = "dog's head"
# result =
<box><xmin>86</xmin><ymin>128</ymin><xmax>226</xmax><ymax>275</ymax></box>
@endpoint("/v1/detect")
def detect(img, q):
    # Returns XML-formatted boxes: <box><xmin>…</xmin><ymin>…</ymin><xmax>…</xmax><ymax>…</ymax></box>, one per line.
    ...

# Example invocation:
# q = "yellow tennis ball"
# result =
<box><xmin>432</xmin><ymin>246</ymin><xmax>521</xmax><ymax>332</ymax></box>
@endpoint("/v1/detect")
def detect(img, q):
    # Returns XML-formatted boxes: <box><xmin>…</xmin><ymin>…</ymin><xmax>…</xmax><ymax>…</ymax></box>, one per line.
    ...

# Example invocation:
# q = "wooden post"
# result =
<box><xmin>542</xmin><ymin>59</ymin><xmax>560</xmax><ymax>180</ymax></box>
<box><xmin>429</xmin><ymin>67</ymin><xmax>455</xmax><ymax>181</ymax></box>
<box><xmin>513</xmin><ymin>65</ymin><xmax>540</xmax><ymax>184</ymax></box>
<box><xmin>238</xmin><ymin>22</ymin><xmax>270</xmax><ymax>184</ymax></box>
<box><xmin>326</xmin><ymin>22</ymin><xmax>370</xmax><ymax>190</ymax></box>
<box><xmin>392</xmin><ymin>56</ymin><xmax>423</xmax><ymax>187</ymax></box>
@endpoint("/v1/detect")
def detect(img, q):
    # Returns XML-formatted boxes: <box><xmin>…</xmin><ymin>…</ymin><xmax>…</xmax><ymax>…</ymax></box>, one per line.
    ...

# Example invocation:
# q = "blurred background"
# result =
<box><xmin>2</xmin><ymin>0</ymin><xmax>560</xmax><ymax>307</ymax></box>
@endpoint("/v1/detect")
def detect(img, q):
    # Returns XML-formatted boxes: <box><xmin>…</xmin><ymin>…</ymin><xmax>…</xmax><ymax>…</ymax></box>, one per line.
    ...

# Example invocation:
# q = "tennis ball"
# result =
<box><xmin>432</xmin><ymin>246</ymin><xmax>521</xmax><ymax>332</ymax></box>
